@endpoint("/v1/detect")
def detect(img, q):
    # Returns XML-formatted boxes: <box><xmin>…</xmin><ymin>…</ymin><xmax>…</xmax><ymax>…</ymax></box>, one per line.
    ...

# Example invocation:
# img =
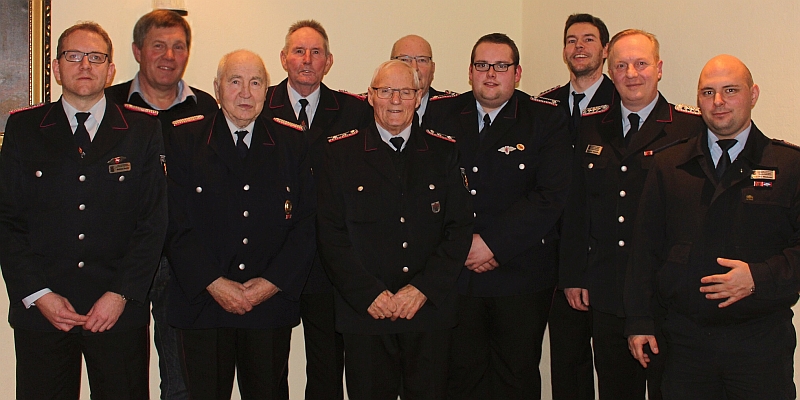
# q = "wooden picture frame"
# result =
<box><xmin>0</xmin><ymin>0</ymin><xmax>52</xmax><ymax>135</ymax></box>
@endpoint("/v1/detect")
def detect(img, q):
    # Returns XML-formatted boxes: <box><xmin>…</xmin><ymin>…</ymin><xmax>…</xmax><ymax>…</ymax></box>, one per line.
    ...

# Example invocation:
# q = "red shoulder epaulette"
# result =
<box><xmin>273</xmin><ymin>117</ymin><xmax>305</xmax><ymax>132</ymax></box>
<box><xmin>773</xmin><ymin>139</ymin><xmax>800</xmax><ymax>152</ymax></box>
<box><xmin>426</xmin><ymin>129</ymin><xmax>456</xmax><ymax>143</ymax></box>
<box><xmin>172</xmin><ymin>115</ymin><xmax>204</xmax><ymax>127</ymax></box>
<box><xmin>338</xmin><ymin>90</ymin><xmax>367</xmax><ymax>101</ymax></box>
<box><xmin>582</xmin><ymin>104</ymin><xmax>610</xmax><ymax>117</ymax></box>
<box><xmin>328</xmin><ymin>129</ymin><xmax>359</xmax><ymax>143</ymax></box>
<box><xmin>430</xmin><ymin>92</ymin><xmax>459</xmax><ymax>101</ymax></box>
<box><xmin>124</xmin><ymin>103</ymin><xmax>159</xmax><ymax>116</ymax></box>
<box><xmin>9</xmin><ymin>103</ymin><xmax>46</xmax><ymax>115</ymax></box>
<box><xmin>674</xmin><ymin>104</ymin><xmax>701</xmax><ymax>116</ymax></box>
<box><xmin>530</xmin><ymin>95</ymin><xmax>559</xmax><ymax>107</ymax></box>
<box><xmin>537</xmin><ymin>85</ymin><xmax>561</xmax><ymax>97</ymax></box>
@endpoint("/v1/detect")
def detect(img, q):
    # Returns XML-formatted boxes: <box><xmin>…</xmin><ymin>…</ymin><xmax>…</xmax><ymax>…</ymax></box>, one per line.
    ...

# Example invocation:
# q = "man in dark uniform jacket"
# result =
<box><xmin>317</xmin><ymin>60</ymin><xmax>472</xmax><ymax>400</ymax></box>
<box><xmin>390</xmin><ymin>34</ymin><xmax>456</xmax><ymax>125</ymax></box>
<box><xmin>166</xmin><ymin>50</ymin><xmax>315</xmax><ymax>400</ymax></box>
<box><xmin>104</xmin><ymin>10</ymin><xmax>217</xmax><ymax>400</ymax></box>
<box><xmin>263</xmin><ymin>19</ymin><xmax>370</xmax><ymax>400</ymax></box>
<box><xmin>626</xmin><ymin>55</ymin><xmax>799</xmax><ymax>400</ymax></box>
<box><xmin>0</xmin><ymin>22</ymin><xmax>167</xmax><ymax>399</ymax></box>
<box><xmin>541</xmin><ymin>14</ymin><xmax>614</xmax><ymax>400</ymax></box>
<box><xmin>559</xmin><ymin>29</ymin><xmax>704</xmax><ymax>400</ymax></box>
<box><xmin>425</xmin><ymin>33</ymin><xmax>571</xmax><ymax>400</ymax></box>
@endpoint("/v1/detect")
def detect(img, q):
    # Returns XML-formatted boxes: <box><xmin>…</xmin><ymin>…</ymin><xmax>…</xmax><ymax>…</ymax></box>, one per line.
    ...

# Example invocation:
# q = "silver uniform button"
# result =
<box><xmin>618</xmin><ymin>216</ymin><xmax>625</xmax><ymax>223</ymax></box>
<box><xmin>79</xmin><ymin>175</ymin><xmax>86</xmax><ymax>182</ymax></box>
<box><xmin>35</xmin><ymin>170</ymin><xmax>42</xmax><ymax>177</ymax></box>
<box><xmin>473</xmin><ymin>213</ymin><xmax>477</xmax><ymax>218</ymax></box>
<box><xmin>243</xmin><ymin>210</ymin><xmax>249</xmax><ymax>217</ymax></box>
<box><xmin>541</xmin><ymin>239</ymin><xmax>546</xmax><ymax>244</ymax></box>
<box><xmin>78</xmin><ymin>233</ymin><xmax>85</xmax><ymax>240</ymax></box>
<box><xmin>429</xmin><ymin>184</ymin><xmax>435</xmax><ymax>190</ymax></box>
<box><xmin>618</xmin><ymin>240</ymin><xmax>625</xmax><ymax>247</ymax></box>
<box><xmin>402</xmin><ymin>242</ymin><xmax>408</xmax><ymax>249</ymax></box>
<box><xmin>77</xmin><ymin>261</ymin><xmax>85</xmax><ymax>268</ymax></box>
<box><xmin>472</xmin><ymin>166</ymin><xmax>478</xmax><ymax>173</ymax></box>
<box><xmin>470</xmin><ymin>189</ymin><xmax>477</xmax><ymax>195</ymax></box>
<box><xmin>196</xmin><ymin>186</ymin><xmax>203</xmax><ymax>193</ymax></box>
<box><xmin>519</xmin><ymin>163</ymin><xmax>525</xmax><ymax>170</ymax></box>
<box><xmin>402</xmin><ymin>267</ymin><xmax>409</xmax><ymax>273</ymax></box>
<box><xmin>242</xmin><ymin>238</ymin><xmax>249</xmax><ymax>245</ymax></box>
<box><xmin>588</xmin><ymin>163</ymin><xmax>594</xmax><ymax>169</ymax></box>
<box><xmin>400</xmin><ymin>217</ymin><xmax>405</xmax><ymax>223</ymax></box>
<box><xmin>358</xmin><ymin>186</ymin><xmax>364</xmax><ymax>192</ymax></box>
<box><xmin>621</xmin><ymin>165</ymin><xmax>628</xmax><ymax>172</ymax></box>
<box><xmin>286</xmin><ymin>186</ymin><xmax>291</xmax><ymax>192</ymax></box>
<box><xmin>619</xmin><ymin>190</ymin><xmax>626</xmax><ymax>198</ymax></box>
<box><xmin>118</xmin><ymin>175</ymin><xmax>125</xmax><ymax>182</ymax></box>
<box><xmin>79</xmin><ymin>204</ymin><xmax>86</xmax><ymax>211</ymax></box>
<box><xmin>243</xmin><ymin>184</ymin><xmax>250</xmax><ymax>191</ymax></box>
<box><xmin>238</xmin><ymin>263</ymin><xmax>245</xmax><ymax>270</ymax></box>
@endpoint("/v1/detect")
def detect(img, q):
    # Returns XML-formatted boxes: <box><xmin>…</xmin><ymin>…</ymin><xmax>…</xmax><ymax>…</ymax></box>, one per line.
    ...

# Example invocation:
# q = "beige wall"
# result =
<box><xmin>2</xmin><ymin>0</ymin><xmax>798</xmax><ymax>399</ymax></box>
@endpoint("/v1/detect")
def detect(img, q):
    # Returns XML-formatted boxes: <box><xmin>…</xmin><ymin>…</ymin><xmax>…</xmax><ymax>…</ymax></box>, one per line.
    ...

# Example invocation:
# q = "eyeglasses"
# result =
<box><xmin>371</xmin><ymin>87</ymin><xmax>418</xmax><ymax>100</ymax></box>
<box><xmin>59</xmin><ymin>51</ymin><xmax>109</xmax><ymax>64</ymax></box>
<box><xmin>472</xmin><ymin>62</ymin><xmax>515</xmax><ymax>72</ymax></box>
<box><xmin>393</xmin><ymin>55</ymin><xmax>433</xmax><ymax>66</ymax></box>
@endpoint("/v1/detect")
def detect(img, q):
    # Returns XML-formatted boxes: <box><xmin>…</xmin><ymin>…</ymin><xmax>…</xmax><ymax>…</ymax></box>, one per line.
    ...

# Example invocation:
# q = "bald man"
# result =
<box><xmin>625</xmin><ymin>55</ymin><xmax>800</xmax><ymax>400</ymax></box>
<box><xmin>390</xmin><ymin>34</ymin><xmax>454</xmax><ymax>125</ymax></box>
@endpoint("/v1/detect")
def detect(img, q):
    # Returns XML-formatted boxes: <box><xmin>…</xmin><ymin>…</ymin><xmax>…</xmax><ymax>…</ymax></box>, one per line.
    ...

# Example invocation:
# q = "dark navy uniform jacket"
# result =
<box><xmin>317</xmin><ymin>123</ymin><xmax>473</xmax><ymax>335</ymax></box>
<box><xmin>625</xmin><ymin>125</ymin><xmax>800</xmax><ymax>334</ymax></box>
<box><xmin>538</xmin><ymin>74</ymin><xmax>616</xmax><ymax>144</ymax></box>
<box><xmin>559</xmin><ymin>93</ymin><xmax>705</xmax><ymax>316</ymax></box>
<box><xmin>166</xmin><ymin>109</ymin><xmax>315</xmax><ymax>329</ymax></box>
<box><xmin>264</xmin><ymin>79</ymin><xmax>370</xmax><ymax>294</ymax></box>
<box><xmin>0</xmin><ymin>99</ymin><xmax>167</xmax><ymax>333</ymax></box>
<box><xmin>425</xmin><ymin>89</ymin><xmax>572</xmax><ymax>297</ymax></box>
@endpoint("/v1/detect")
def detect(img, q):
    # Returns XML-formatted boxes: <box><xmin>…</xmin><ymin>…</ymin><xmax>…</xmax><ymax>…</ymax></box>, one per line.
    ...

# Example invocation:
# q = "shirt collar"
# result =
<box><xmin>476</xmin><ymin>99</ymin><xmax>509</xmax><ymax>130</ymax></box>
<box><xmin>376</xmin><ymin>122</ymin><xmax>412</xmax><ymax>151</ymax></box>
<box><xmin>707</xmin><ymin>122</ymin><xmax>752</xmax><ymax>166</ymax></box>
<box><xmin>621</xmin><ymin>95</ymin><xmax>659</xmax><ymax>133</ymax></box>
<box><xmin>225</xmin><ymin>117</ymin><xmax>256</xmax><ymax>148</ymax></box>
<box><xmin>129</xmin><ymin>72</ymin><xmax>196</xmax><ymax>110</ymax></box>
<box><xmin>568</xmin><ymin>75</ymin><xmax>604</xmax><ymax>114</ymax></box>
<box><xmin>416</xmin><ymin>90</ymin><xmax>431</xmax><ymax>126</ymax></box>
<box><xmin>61</xmin><ymin>95</ymin><xmax>106</xmax><ymax>140</ymax></box>
<box><xmin>287</xmin><ymin>83</ymin><xmax>321</xmax><ymax>127</ymax></box>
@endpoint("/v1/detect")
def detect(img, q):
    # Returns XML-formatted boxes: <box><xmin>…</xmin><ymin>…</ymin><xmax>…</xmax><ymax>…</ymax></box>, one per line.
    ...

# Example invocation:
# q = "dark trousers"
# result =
<box><xmin>177</xmin><ymin>326</ymin><xmax>291</xmax><ymax>400</ymax></box>
<box><xmin>661</xmin><ymin>310</ymin><xmax>796</xmax><ymax>400</ymax></box>
<box><xmin>447</xmin><ymin>288</ymin><xmax>554</xmax><ymax>400</ymax></box>
<box><xmin>548</xmin><ymin>289</ymin><xmax>595</xmax><ymax>400</ymax></box>
<box><xmin>592</xmin><ymin>309</ymin><xmax>664</xmax><ymax>400</ymax></box>
<box><xmin>299</xmin><ymin>291</ymin><xmax>344</xmax><ymax>400</ymax></box>
<box><xmin>151</xmin><ymin>256</ymin><xmax>188</xmax><ymax>400</ymax></box>
<box><xmin>15</xmin><ymin>326</ymin><xmax>149</xmax><ymax>400</ymax></box>
<box><xmin>343</xmin><ymin>329</ymin><xmax>450</xmax><ymax>400</ymax></box>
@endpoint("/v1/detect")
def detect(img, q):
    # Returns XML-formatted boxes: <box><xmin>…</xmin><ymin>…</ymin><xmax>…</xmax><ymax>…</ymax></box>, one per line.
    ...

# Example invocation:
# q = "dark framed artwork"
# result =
<box><xmin>0</xmin><ymin>0</ymin><xmax>52</xmax><ymax>134</ymax></box>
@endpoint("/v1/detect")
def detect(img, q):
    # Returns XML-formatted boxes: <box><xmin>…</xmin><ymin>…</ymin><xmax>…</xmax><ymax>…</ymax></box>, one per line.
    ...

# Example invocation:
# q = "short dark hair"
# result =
<box><xmin>133</xmin><ymin>10</ymin><xmax>192</xmax><ymax>51</ymax></box>
<box><xmin>564</xmin><ymin>14</ymin><xmax>609</xmax><ymax>47</ymax></box>
<box><xmin>471</xmin><ymin>33</ymin><xmax>519</xmax><ymax>65</ymax></box>
<box><xmin>285</xmin><ymin>20</ymin><xmax>330</xmax><ymax>55</ymax></box>
<box><xmin>57</xmin><ymin>22</ymin><xmax>114</xmax><ymax>62</ymax></box>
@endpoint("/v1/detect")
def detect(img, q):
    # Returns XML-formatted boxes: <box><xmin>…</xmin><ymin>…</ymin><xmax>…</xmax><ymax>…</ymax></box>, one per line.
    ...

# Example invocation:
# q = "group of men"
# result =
<box><xmin>0</xmin><ymin>8</ymin><xmax>797</xmax><ymax>400</ymax></box>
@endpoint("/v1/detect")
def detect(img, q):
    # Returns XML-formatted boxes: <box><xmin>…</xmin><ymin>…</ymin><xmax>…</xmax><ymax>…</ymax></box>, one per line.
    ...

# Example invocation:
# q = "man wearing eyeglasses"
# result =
<box><xmin>317</xmin><ymin>60</ymin><xmax>472</xmax><ymax>400</ymax></box>
<box><xmin>424</xmin><ymin>33</ymin><xmax>571</xmax><ymax>400</ymax></box>
<box><xmin>390</xmin><ymin>35</ymin><xmax>455</xmax><ymax>125</ymax></box>
<box><xmin>0</xmin><ymin>22</ymin><xmax>167</xmax><ymax>399</ymax></box>
<box><xmin>263</xmin><ymin>19</ymin><xmax>370</xmax><ymax>400</ymax></box>
<box><xmin>559</xmin><ymin>29</ymin><xmax>704</xmax><ymax>400</ymax></box>
<box><xmin>105</xmin><ymin>10</ymin><xmax>217</xmax><ymax>400</ymax></box>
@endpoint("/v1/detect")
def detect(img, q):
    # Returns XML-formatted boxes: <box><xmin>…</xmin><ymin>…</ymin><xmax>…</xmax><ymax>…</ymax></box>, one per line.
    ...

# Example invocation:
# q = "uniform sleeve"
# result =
<box><xmin>108</xmin><ymin>118</ymin><xmax>168</xmax><ymax>303</ymax></box>
<box><xmin>480</xmin><ymin>105</ymin><xmax>572</xmax><ymax>264</ymax></box>
<box><xmin>558</xmin><ymin>135</ymin><xmax>591</xmax><ymax>289</ymax></box>
<box><xmin>407</xmin><ymin>145</ymin><xmax>473</xmax><ymax>308</ymax></box>
<box><xmin>316</xmin><ymin>143</ymin><xmax>388</xmax><ymax>316</ymax></box>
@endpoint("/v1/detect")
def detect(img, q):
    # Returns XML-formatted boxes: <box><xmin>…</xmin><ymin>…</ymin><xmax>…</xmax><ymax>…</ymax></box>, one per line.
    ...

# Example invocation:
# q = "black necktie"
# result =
<box><xmin>571</xmin><ymin>92</ymin><xmax>586</xmax><ymax>131</ymax></box>
<box><xmin>715</xmin><ymin>139</ymin><xmax>738</xmax><ymax>179</ymax></box>
<box><xmin>390</xmin><ymin>136</ymin><xmax>405</xmax><ymax>152</ymax></box>
<box><xmin>298</xmin><ymin>98</ymin><xmax>309</xmax><ymax>130</ymax></box>
<box><xmin>235</xmin><ymin>130</ymin><xmax>249</xmax><ymax>159</ymax></box>
<box><xmin>479</xmin><ymin>114</ymin><xmax>491</xmax><ymax>143</ymax></box>
<box><xmin>75</xmin><ymin>112</ymin><xmax>91</xmax><ymax>156</ymax></box>
<box><xmin>625</xmin><ymin>113</ymin><xmax>640</xmax><ymax>146</ymax></box>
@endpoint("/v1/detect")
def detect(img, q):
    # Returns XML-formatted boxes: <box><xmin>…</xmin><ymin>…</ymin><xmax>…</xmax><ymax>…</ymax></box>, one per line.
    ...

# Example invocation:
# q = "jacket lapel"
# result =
<box><xmin>206</xmin><ymin>111</ymin><xmax>244</xmax><ymax>175</ymax></box>
<box><xmin>625</xmin><ymin>94</ymin><xmax>670</xmax><ymax>157</ymax></box>
<box><xmin>478</xmin><ymin>94</ymin><xmax>519</xmax><ymax>155</ymax></box>
<box><xmin>243</xmin><ymin>115</ymin><xmax>276</xmax><ymax>176</ymax></box>
<box><xmin>38</xmin><ymin>100</ymin><xmax>81</xmax><ymax>161</ymax></box>
<box><xmin>362</xmin><ymin>124</ymin><xmax>402</xmax><ymax>190</ymax></box>
<box><xmin>83</xmin><ymin>102</ymin><xmax>128</xmax><ymax>165</ymax></box>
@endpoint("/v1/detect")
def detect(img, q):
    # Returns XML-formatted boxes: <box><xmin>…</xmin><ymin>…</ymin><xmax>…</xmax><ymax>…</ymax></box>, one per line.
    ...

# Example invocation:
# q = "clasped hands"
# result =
<box><xmin>207</xmin><ymin>276</ymin><xmax>280</xmax><ymax>315</ymax></box>
<box><xmin>367</xmin><ymin>285</ymin><xmax>427</xmax><ymax>321</ymax></box>
<box><xmin>36</xmin><ymin>291</ymin><xmax>127</xmax><ymax>333</ymax></box>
